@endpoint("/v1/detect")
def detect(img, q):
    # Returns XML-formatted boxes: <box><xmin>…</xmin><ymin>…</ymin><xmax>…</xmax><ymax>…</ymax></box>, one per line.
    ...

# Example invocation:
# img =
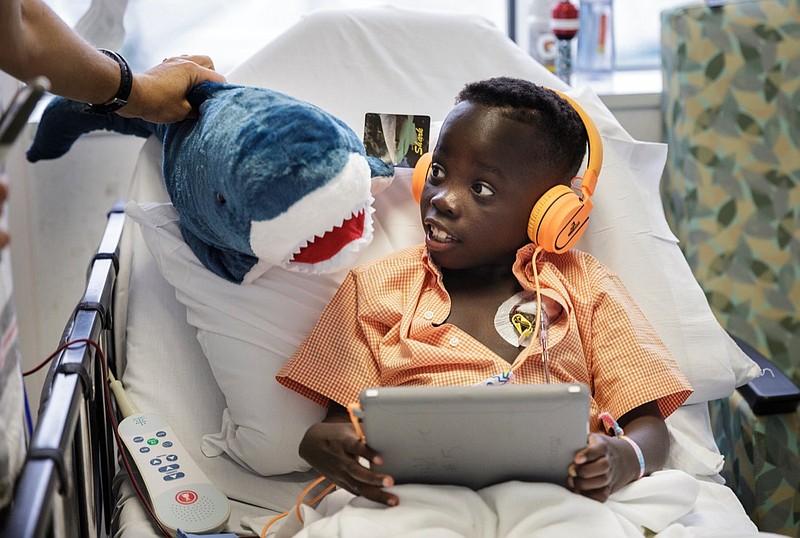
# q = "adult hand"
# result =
<box><xmin>119</xmin><ymin>54</ymin><xmax>227</xmax><ymax>124</ymax></box>
<box><xmin>299</xmin><ymin>420</ymin><xmax>398</xmax><ymax>506</ymax></box>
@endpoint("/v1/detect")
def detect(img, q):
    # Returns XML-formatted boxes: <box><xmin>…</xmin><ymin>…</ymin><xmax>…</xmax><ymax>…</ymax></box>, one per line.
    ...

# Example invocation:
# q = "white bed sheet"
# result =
<box><xmin>250</xmin><ymin>472</ymin><xmax>770</xmax><ymax>538</ymax></box>
<box><xmin>111</xmin><ymin>6</ymin><xmax>762</xmax><ymax>537</ymax></box>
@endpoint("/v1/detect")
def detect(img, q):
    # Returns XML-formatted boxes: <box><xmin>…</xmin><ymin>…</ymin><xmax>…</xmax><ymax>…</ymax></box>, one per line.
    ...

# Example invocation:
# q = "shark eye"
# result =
<box><xmin>215</xmin><ymin>192</ymin><xmax>226</xmax><ymax>205</ymax></box>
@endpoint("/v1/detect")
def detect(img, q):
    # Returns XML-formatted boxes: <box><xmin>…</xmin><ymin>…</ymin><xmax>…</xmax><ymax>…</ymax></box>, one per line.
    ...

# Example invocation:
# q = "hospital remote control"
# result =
<box><xmin>118</xmin><ymin>413</ymin><xmax>230</xmax><ymax>536</ymax></box>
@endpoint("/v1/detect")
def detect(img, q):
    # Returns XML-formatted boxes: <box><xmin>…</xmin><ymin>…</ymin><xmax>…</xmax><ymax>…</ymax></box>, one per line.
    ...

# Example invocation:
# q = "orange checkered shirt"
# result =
<box><xmin>276</xmin><ymin>243</ymin><xmax>692</xmax><ymax>431</ymax></box>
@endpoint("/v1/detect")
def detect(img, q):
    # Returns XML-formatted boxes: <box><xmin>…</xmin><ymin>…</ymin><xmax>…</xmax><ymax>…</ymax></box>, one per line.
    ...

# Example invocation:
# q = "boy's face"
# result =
<box><xmin>420</xmin><ymin>101</ymin><xmax>548</xmax><ymax>270</ymax></box>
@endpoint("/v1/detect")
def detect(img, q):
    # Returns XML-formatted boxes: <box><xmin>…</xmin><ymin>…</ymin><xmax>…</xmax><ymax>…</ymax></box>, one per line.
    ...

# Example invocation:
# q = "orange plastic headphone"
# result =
<box><xmin>411</xmin><ymin>88</ymin><xmax>602</xmax><ymax>254</ymax></box>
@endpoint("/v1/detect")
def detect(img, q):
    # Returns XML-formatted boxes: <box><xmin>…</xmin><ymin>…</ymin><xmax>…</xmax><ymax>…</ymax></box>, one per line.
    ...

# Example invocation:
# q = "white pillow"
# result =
<box><xmin>126</xmin><ymin>201</ymin><xmax>328</xmax><ymax>475</ymax></box>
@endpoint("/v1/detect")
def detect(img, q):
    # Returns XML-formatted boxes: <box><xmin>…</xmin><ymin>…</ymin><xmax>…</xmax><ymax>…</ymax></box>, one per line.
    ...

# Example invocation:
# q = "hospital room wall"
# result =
<box><xmin>4</xmin><ymin>81</ymin><xmax>659</xmax><ymax>419</ymax></box>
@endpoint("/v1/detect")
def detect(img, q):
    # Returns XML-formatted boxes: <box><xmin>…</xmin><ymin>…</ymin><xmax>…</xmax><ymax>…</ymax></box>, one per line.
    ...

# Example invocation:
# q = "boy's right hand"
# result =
<box><xmin>299</xmin><ymin>412</ymin><xmax>398</xmax><ymax>506</ymax></box>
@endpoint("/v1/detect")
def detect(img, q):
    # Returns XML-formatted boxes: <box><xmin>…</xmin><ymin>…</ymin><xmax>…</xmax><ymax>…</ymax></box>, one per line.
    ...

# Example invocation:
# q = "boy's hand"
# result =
<box><xmin>568</xmin><ymin>402</ymin><xmax>669</xmax><ymax>502</ymax></box>
<box><xmin>299</xmin><ymin>417</ymin><xmax>398</xmax><ymax>506</ymax></box>
<box><xmin>567</xmin><ymin>433</ymin><xmax>641</xmax><ymax>502</ymax></box>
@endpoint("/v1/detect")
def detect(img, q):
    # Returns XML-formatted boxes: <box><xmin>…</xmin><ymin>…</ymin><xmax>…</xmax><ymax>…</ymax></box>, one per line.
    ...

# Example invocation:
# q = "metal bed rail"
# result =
<box><xmin>1</xmin><ymin>203</ymin><xmax>126</xmax><ymax>538</ymax></box>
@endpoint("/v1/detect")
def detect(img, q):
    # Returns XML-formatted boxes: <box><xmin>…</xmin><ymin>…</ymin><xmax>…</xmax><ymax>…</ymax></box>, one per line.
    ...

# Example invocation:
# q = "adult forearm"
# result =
<box><xmin>2</xmin><ymin>0</ymin><xmax>227</xmax><ymax>123</ymax></box>
<box><xmin>0</xmin><ymin>0</ymin><xmax>121</xmax><ymax>105</ymax></box>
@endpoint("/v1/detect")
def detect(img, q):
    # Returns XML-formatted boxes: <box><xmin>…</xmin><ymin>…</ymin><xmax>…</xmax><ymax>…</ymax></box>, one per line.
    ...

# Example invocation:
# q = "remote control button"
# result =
<box><xmin>139</xmin><ymin>447</ymin><xmax>150</xmax><ymax>453</ymax></box>
<box><xmin>149</xmin><ymin>458</ymin><xmax>162</xmax><ymax>466</ymax></box>
<box><xmin>147</xmin><ymin>438</ymin><xmax>159</xmax><ymax>446</ymax></box>
<box><xmin>163</xmin><ymin>472</ymin><xmax>185</xmax><ymax>481</ymax></box>
<box><xmin>166</xmin><ymin>454</ymin><xmax>178</xmax><ymax>462</ymax></box>
<box><xmin>176</xmin><ymin>490</ymin><xmax>198</xmax><ymax>505</ymax></box>
<box><xmin>158</xmin><ymin>464</ymin><xmax>180</xmax><ymax>473</ymax></box>
<box><xmin>156</xmin><ymin>431</ymin><xmax>167</xmax><ymax>437</ymax></box>
<box><xmin>162</xmin><ymin>441</ymin><xmax>173</xmax><ymax>448</ymax></box>
<box><xmin>133</xmin><ymin>436</ymin><xmax>144</xmax><ymax>443</ymax></box>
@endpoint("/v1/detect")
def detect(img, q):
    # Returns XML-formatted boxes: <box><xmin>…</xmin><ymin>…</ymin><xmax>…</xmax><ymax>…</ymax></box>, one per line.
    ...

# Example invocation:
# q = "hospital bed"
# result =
<box><xmin>1</xmin><ymin>6</ymin><xmax>794</xmax><ymax>537</ymax></box>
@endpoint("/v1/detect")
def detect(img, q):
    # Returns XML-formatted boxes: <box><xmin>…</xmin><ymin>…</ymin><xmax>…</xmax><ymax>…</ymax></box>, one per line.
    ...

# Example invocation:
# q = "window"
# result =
<box><xmin>47</xmin><ymin>0</ymin><xmax>687</xmax><ymax>74</ymax></box>
<box><xmin>612</xmin><ymin>0</ymin><xmax>689</xmax><ymax>70</ymax></box>
<box><xmin>516</xmin><ymin>0</ymin><xmax>692</xmax><ymax>71</ymax></box>
<box><xmin>47</xmin><ymin>0</ymin><xmax>506</xmax><ymax>74</ymax></box>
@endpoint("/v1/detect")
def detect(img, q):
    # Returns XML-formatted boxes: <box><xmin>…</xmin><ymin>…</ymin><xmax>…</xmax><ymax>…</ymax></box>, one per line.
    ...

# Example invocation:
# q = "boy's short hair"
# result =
<box><xmin>456</xmin><ymin>77</ymin><xmax>588</xmax><ymax>186</ymax></box>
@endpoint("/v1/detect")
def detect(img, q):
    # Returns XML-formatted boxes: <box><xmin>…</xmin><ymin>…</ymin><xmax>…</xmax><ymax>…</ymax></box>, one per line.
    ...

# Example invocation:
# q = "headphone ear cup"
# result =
<box><xmin>528</xmin><ymin>185</ymin><xmax>592</xmax><ymax>253</ymax></box>
<box><xmin>412</xmin><ymin>152</ymin><xmax>433</xmax><ymax>204</ymax></box>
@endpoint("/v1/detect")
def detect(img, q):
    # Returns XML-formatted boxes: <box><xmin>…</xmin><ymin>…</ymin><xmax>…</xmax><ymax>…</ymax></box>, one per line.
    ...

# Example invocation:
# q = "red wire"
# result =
<box><xmin>29</xmin><ymin>338</ymin><xmax>172</xmax><ymax>538</ymax></box>
<box><xmin>21</xmin><ymin>338</ymin><xmax>79</xmax><ymax>377</ymax></box>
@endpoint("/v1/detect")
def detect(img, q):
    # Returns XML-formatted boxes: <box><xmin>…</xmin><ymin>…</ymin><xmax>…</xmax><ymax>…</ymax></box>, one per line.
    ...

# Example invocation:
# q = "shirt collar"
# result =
<box><xmin>421</xmin><ymin>247</ymin><xmax>444</xmax><ymax>283</ymax></box>
<box><xmin>422</xmin><ymin>243</ymin><xmax>540</xmax><ymax>285</ymax></box>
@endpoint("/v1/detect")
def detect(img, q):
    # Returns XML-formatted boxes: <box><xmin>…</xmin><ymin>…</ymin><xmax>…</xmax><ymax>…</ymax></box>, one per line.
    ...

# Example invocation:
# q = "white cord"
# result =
<box><xmin>107</xmin><ymin>371</ymin><xmax>140</xmax><ymax>418</ymax></box>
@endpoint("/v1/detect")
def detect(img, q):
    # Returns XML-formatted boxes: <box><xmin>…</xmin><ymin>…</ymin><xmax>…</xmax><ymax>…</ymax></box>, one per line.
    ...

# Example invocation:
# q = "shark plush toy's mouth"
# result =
<box><xmin>282</xmin><ymin>198</ymin><xmax>374</xmax><ymax>276</ymax></box>
<box><xmin>245</xmin><ymin>154</ymin><xmax>384</xmax><ymax>283</ymax></box>
<box><xmin>291</xmin><ymin>208</ymin><xmax>366</xmax><ymax>264</ymax></box>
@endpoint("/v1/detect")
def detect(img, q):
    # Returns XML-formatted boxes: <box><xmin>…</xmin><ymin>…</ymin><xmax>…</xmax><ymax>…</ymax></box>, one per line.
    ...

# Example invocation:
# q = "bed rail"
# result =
<box><xmin>1</xmin><ymin>202</ymin><xmax>126</xmax><ymax>538</ymax></box>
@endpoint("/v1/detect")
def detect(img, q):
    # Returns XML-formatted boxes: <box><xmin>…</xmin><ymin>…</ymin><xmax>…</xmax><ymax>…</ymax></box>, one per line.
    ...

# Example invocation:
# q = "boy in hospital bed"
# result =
<box><xmin>276</xmin><ymin>77</ymin><xmax>693</xmax><ymax>509</ymax></box>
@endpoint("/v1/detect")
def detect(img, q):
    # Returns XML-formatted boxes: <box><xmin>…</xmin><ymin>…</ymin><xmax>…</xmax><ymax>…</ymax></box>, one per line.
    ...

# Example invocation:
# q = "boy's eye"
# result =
<box><xmin>428</xmin><ymin>164</ymin><xmax>445</xmax><ymax>181</ymax></box>
<box><xmin>471</xmin><ymin>182</ymin><xmax>494</xmax><ymax>197</ymax></box>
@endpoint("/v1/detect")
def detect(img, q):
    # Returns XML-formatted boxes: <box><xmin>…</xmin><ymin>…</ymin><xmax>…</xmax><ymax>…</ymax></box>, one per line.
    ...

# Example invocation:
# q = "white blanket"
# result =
<box><xmin>247</xmin><ymin>471</ymin><xmax>766</xmax><ymax>538</ymax></box>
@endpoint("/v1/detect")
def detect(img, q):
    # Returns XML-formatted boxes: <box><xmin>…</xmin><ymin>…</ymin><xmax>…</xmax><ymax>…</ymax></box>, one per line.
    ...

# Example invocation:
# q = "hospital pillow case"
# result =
<box><xmin>126</xmin><ymin>89</ymin><xmax>759</xmax><ymax>477</ymax></box>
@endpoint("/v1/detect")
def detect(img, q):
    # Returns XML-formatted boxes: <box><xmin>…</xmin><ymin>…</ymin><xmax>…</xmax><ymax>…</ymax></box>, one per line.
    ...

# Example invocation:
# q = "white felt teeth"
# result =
<box><xmin>248</xmin><ymin>153</ymin><xmax>376</xmax><ymax>279</ymax></box>
<box><xmin>290</xmin><ymin>202</ymin><xmax>370</xmax><ymax>257</ymax></box>
<box><xmin>285</xmin><ymin>201</ymin><xmax>375</xmax><ymax>273</ymax></box>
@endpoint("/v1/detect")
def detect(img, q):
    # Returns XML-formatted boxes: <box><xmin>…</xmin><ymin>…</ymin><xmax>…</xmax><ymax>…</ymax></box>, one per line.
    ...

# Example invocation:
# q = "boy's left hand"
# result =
<box><xmin>567</xmin><ymin>433</ymin><xmax>641</xmax><ymax>502</ymax></box>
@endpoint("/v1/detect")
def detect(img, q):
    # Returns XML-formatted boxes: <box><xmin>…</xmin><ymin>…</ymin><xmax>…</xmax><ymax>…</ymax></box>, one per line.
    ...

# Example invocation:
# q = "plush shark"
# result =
<box><xmin>27</xmin><ymin>81</ymin><xmax>394</xmax><ymax>283</ymax></box>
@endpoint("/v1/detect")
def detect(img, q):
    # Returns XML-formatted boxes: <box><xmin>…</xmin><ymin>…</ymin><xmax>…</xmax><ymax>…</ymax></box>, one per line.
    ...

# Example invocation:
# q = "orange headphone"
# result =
<box><xmin>411</xmin><ymin>88</ymin><xmax>603</xmax><ymax>254</ymax></box>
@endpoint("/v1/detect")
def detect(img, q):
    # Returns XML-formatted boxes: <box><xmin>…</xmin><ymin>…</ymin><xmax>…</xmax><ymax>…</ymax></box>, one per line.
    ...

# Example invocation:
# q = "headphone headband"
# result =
<box><xmin>412</xmin><ymin>85</ymin><xmax>603</xmax><ymax>254</ymax></box>
<box><xmin>546</xmin><ymin>88</ymin><xmax>602</xmax><ymax>198</ymax></box>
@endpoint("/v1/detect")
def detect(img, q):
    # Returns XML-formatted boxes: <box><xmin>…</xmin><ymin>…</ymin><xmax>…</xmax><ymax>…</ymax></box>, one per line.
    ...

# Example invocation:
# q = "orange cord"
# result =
<box><xmin>259</xmin><ymin>512</ymin><xmax>288</xmax><ymax>538</ymax></box>
<box><xmin>295</xmin><ymin>476</ymin><xmax>336</xmax><ymax>522</ymax></box>
<box><xmin>260</xmin><ymin>475</ymin><xmax>335</xmax><ymax>537</ymax></box>
<box><xmin>346</xmin><ymin>402</ymin><xmax>365</xmax><ymax>442</ymax></box>
<box><xmin>261</xmin><ymin>404</ymin><xmax>366</xmax><ymax>536</ymax></box>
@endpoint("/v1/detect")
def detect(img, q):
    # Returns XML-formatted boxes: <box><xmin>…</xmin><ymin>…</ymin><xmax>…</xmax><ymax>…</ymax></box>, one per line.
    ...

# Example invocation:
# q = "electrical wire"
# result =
<box><xmin>28</xmin><ymin>337</ymin><xmax>343</xmax><ymax>538</ymax></box>
<box><xmin>24</xmin><ymin>338</ymin><xmax>172</xmax><ymax>538</ymax></box>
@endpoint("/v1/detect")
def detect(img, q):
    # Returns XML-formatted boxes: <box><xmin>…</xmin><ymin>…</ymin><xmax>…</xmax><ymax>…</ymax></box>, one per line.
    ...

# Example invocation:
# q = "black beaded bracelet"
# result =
<box><xmin>84</xmin><ymin>49</ymin><xmax>133</xmax><ymax>115</ymax></box>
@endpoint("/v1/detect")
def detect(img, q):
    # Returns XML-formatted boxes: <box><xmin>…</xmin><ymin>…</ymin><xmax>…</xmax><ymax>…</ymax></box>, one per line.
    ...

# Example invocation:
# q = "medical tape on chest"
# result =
<box><xmin>481</xmin><ymin>246</ymin><xmax>557</xmax><ymax>384</ymax></box>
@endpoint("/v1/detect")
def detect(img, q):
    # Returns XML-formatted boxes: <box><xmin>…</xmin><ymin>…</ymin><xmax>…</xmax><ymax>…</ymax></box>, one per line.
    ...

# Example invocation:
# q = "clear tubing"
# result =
<box><xmin>540</xmin><ymin>309</ymin><xmax>551</xmax><ymax>383</ymax></box>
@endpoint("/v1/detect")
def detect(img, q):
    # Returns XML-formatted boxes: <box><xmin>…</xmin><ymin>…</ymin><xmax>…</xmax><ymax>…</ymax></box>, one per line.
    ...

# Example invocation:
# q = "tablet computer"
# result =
<box><xmin>354</xmin><ymin>383</ymin><xmax>590</xmax><ymax>490</ymax></box>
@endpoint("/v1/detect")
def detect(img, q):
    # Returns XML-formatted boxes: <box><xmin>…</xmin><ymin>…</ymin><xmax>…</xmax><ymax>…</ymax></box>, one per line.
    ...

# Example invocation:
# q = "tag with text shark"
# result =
<box><xmin>363</xmin><ymin>112</ymin><xmax>430</xmax><ymax>168</ymax></box>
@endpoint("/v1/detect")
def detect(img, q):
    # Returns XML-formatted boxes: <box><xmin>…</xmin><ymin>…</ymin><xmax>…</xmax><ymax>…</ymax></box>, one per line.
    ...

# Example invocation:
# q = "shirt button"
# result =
<box><xmin>449</xmin><ymin>337</ymin><xmax>459</xmax><ymax>347</ymax></box>
<box><xmin>423</xmin><ymin>310</ymin><xmax>434</xmax><ymax>320</ymax></box>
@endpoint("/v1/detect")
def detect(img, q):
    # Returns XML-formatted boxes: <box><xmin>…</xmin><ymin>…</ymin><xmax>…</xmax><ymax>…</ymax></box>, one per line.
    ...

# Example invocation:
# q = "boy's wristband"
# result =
<box><xmin>619</xmin><ymin>435</ymin><xmax>645</xmax><ymax>479</ymax></box>
<box><xmin>598</xmin><ymin>411</ymin><xmax>645</xmax><ymax>480</ymax></box>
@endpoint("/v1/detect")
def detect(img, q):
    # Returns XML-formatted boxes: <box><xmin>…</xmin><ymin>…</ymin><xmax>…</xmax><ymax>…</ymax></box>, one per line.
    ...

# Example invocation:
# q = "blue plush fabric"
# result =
<box><xmin>28</xmin><ymin>82</ymin><xmax>393</xmax><ymax>283</ymax></box>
